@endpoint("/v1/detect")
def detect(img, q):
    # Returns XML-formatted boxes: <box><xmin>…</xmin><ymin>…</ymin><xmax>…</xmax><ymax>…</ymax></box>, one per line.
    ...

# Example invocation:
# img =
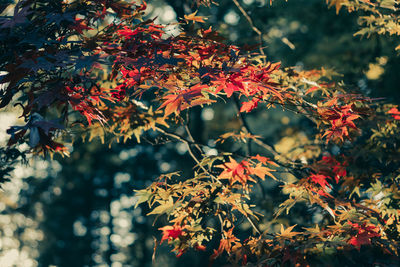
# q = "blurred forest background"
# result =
<box><xmin>1</xmin><ymin>0</ymin><xmax>400</xmax><ymax>266</ymax></box>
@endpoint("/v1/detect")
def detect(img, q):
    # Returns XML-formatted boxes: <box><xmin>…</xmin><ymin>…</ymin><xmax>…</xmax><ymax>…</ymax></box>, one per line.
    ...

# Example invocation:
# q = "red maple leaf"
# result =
<box><xmin>159</xmin><ymin>225</ymin><xmax>184</xmax><ymax>244</ymax></box>
<box><xmin>348</xmin><ymin>222</ymin><xmax>380</xmax><ymax>250</ymax></box>
<box><xmin>320</xmin><ymin>104</ymin><xmax>360</xmax><ymax>142</ymax></box>
<box><xmin>65</xmin><ymin>86</ymin><xmax>106</xmax><ymax>125</ymax></box>
<box><xmin>388</xmin><ymin>107</ymin><xmax>400</xmax><ymax>120</ymax></box>
<box><xmin>309</xmin><ymin>174</ymin><xmax>331</xmax><ymax>189</ymax></box>
<box><xmin>240</xmin><ymin>98</ymin><xmax>260</xmax><ymax>113</ymax></box>
<box><xmin>320</xmin><ymin>155</ymin><xmax>347</xmax><ymax>183</ymax></box>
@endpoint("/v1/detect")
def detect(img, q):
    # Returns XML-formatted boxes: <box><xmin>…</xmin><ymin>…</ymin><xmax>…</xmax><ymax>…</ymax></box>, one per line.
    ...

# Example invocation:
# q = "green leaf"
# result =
<box><xmin>147</xmin><ymin>197</ymin><xmax>174</xmax><ymax>215</ymax></box>
<box><xmin>134</xmin><ymin>189</ymin><xmax>152</xmax><ymax>209</ymax></box>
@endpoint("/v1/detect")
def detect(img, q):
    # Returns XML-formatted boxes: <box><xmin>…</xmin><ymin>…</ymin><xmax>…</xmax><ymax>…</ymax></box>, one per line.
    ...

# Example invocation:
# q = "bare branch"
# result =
<box><xmin>232</xmin><ymin>0</ymin><xmax>266</xmax><ymax>62</ymax></box>
<box><xmin>154</xmin><ymin>126</ymin><xmax>222</xmax><ymax>184</ymax></box>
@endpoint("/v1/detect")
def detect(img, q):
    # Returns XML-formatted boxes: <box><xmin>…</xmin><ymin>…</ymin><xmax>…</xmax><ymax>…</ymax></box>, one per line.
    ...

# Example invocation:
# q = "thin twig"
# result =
<box><xmin>217</xmin><ymin>212</ymin><xmax>225</xmax><ymax>233</ymax></box>
<box><xmin>155</xmin><ymin>126</ymin><xmax>222</xmax><ymax>184</ymax></box>
<box><xmin>155</xmin><ymin>125</ymin><xmax>301</xmax><ymax>182</ymax></box>
<box><xmin>184</xmin><ymin>125</ymin><xmax>203</xmax><ymax>154</ymax></box>
<box><xmin>232</xmin><ymin>0</ymin><xmax>262</xmax><ymax>36</ymax></box>
<box><xmin>232</xmin><ymin>0</ymin><xmax>266</xmax><ymax>62</ymax></box>
<box><xmin>243</xmin><ymin>210</ymin><xmax>261</xmax><ymax>235</ymax></box>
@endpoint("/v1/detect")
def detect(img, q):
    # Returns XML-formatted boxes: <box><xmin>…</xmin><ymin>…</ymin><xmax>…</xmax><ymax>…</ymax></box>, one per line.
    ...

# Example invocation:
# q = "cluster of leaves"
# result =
<box><xmin>0</xmin><ymin>0</ymin><xmax>399</xmax><ymax>266</ymax></box>
<box><xmin>326</xmin><ymin>0</ymin><xmax>400</xmax><ymax>49</ymax></box>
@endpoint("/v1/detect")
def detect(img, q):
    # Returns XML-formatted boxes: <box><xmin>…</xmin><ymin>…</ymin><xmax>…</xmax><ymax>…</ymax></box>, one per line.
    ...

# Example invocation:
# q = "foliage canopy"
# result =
<box><xmin>0</xmin><ymin>0</ymin><xmax>400</xmax><ymax>266</ymax></box>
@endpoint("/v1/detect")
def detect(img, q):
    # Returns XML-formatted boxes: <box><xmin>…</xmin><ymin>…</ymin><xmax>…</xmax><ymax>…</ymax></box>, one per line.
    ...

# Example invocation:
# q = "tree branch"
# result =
<box><xmin>154</xmin><ymin>126</ymin><xmax>222</xmax><ymax>184</ymax></box>
<box><xmin>232</xmin><ymin>0</ymin><xmax>266</xmax><ymax>62</ymax></box>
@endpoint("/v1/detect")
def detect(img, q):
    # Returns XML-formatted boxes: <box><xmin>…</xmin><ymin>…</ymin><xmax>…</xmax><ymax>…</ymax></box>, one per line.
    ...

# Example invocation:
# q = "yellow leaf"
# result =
<box><xmin>279</xmin><ymin>224</ymin><xmax>300</xmax><ymax>238</ymax></box>
<box><xmin>147</xmin><ymin>198</ymin><xmax>174</xmax><ymax>215</ymax></box>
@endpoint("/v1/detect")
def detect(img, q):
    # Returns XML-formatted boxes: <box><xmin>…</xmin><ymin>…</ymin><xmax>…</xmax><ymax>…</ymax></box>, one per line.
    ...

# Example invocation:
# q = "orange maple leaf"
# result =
<box><xmin>216</xmin><ymin>157</ymin><xmax>255</xmax><ymax>186</ymax></box>
<box><xmin>211</xmin><ymin>228</ymin><xmax>239</xmax><ymax>259</ymax></box>
<box><xmin>250</xmin><ymin>163</ymin><xmax>276</xmax><ymax>181</ymax></box>
<box><xmin>240</xmin><ymin>98</ymin><xmax>260</xmax><ymax>113</ymax></box>
<box><xmin>251</xmin><ymin>154</ymin><xmax>279</xmax><ymax>166</ymax></box>
<box><xmin>184</xmin><ymin>11</ymin><xmax>207</xmax><ymax>24</ymax></box>
<box><xmin>158</xmin><ymin>87</ymin><xmax>213</xmax><ymax>117</ymax></box>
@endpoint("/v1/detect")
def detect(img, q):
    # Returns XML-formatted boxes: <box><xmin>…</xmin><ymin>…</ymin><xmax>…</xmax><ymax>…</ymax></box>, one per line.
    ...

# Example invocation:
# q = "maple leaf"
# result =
<box><xmin>159</xmin><ymin>225</ymin><xmax>184</xmax><ymax>244</ymax></box>
<box><xmin>159</xmin><ymin>87</ymin><xmax>214</xmax><ymax>117</ymax></box>
<box><xmin>309</xmin><ymin>174</ymin><xmax>331</xmax><ymax>189</ymax></box>
<box><xmin>250</xmin><ymin>163</ymin><xmax>276</xmax><ymax>181</ymax></box>
<box><xmin>217</xmin><ymin>157</ymin><xmax>244</xmax><ymax>177</ymax></box>
<box><xmin>348</xmin><ymin>234</ymin><xmax>370</xmax><ymax>248</ymax></box>
<box><xmin>211</xmin><ymin>228</ymin><xmax>239</xmax><ymax>259</ymax></box>
<box><xmin>278</xmin><ymin>224</ymin><xmax>300</xmax><ymax>238</ymax></box>
<box><xmin>347</xmin><ymin>222</ymin><xmax>380</xmax><ymax>250</ymax></box>
<box><xmin>319</xmin><ymin>104</ymin><xmax>361</xmax><ymax>142</ymax></box>
<box><xmin>213</xmin><ymin>73</ymin><xmax>246</xmax><ymax>98</ymax></box>
<box><xmin>251</xmin><ymin>154</ymin><xmax>279</xmax><ymax>166</ymax></box>
<box><xmin>240</xmin><ymin>98</ymin><xmax>260</xmax><ymax>113</ymax></box>
<box><xmin>388</xmin><ymin>107</ymin><xmax>400</xmax><ymax>120</ymax></box>
<box><xmin>320</xmin><ymin>155</ymin><xmax>347</xmax><ymax>183</ymax></box>
<box><xmin>216</xmin><ymin>157</ymin><xmax>255</xmax><ymax>186</ymax></box>
<box><xmin>184</xmin><ymin>11</ymin><xmax>207</xmax><ymax>24</ymax></box>
<box><xmin>327</xmin><ymin>0</ymin><xmax>346</xmax><ymax>14</ymax></box>
<box><xmin>318</xmin><ymin>107</ymin><xmax>341</xmax><ymax>121</ymax></box>
<box><xmin>116</xmin><ymin>26</ymin><xmax>141</xmax><ymax>39</ymax></box>
<box><xmin>66</xmin><ymin>86</ymin><xmax>106</xmax><ymax>125</ymax></box>
<box><xmin>252</xmin><ymin>154</ymin><xmax>269</xmax><ymax>164</ymax></box>
<box><xmin>159</xmin><ymin>94</ymin><xmax>184</xmax><ymax>117</ymax></box>
<box><xmin>221</xmin><ymin>81</ymin><xmax>240</xmax><ymax>98</ymax></box>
